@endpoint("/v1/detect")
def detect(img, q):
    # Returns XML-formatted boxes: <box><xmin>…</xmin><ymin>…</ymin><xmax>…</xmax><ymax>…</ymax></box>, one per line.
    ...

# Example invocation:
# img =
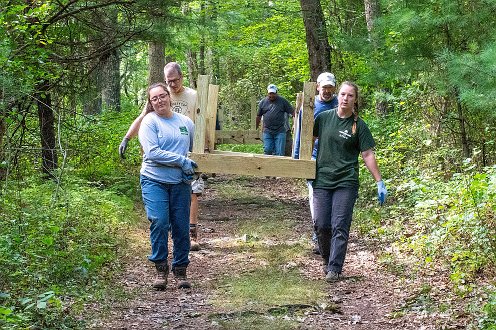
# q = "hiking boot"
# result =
<box><xmin>190</xmin><ymin>225</ymin><xmax>200</xmax><ymax>251</ymax></box>
<box><xmin>311</xmin><ymin>231</ymin><xmax>321</xmax><ymax>255</ymax></box>
<box><xmin>322</xmin><ymin>258</ymin><xmax>329</xmax><ymax>275</ymax></box>
<box><xmin>172</xmin><ymin>266</ymin><xmax>191</xmax><ymax>289</ymax></box>
<box><xmin>153</xmin><ymin>263</ymin><xmax>169</xmax><ymax>290</ymax></box>
<box><xmin>325</xmin><ymin>271</ymin><xmax>342</xmax><ymax>283</ymax></box>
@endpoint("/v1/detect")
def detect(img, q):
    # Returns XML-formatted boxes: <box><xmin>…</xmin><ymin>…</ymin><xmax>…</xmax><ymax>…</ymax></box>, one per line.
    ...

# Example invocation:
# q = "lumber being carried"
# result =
<box><xmin>189</xmin><ymin>75</ymin><xmax>316</xmax><ymax>179</ymax></box>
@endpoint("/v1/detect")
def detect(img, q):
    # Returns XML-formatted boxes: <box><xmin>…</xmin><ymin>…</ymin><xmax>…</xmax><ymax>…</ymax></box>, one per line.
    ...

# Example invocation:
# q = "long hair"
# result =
<box><xmin>338</xmin><ymin>81</ymin><xmax>360</xmax><ymax>135</ymax></box>
<box><xmin>146</xmin><ymin>82</ymin><xmax>169</xmax><ymax>113</ymax></box>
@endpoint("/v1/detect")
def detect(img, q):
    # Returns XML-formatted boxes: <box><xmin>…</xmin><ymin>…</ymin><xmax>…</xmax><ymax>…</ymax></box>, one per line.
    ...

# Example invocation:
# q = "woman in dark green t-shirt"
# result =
<box><xmin>312</xmin><ymin>81</ymin><xmax>387</xmax><ymax>282</ymax></box>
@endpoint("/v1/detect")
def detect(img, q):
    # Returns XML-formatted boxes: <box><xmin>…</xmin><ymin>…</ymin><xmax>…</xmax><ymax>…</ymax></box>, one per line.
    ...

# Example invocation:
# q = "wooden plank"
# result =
<box><xmin>192</xmin><ymin>75</ymin><xmax>210</xmax><ymax>153</ymax></box>
<box><xmin>206</xmin><ymin>84</ymin><xmax>220</xmax><ymax>152</ymax></box>
<box><xmin>215</xmin><ymin>129</ymin><xmax>262</xmax><ymax>144</ymax></box>
<box><xmin>189</xmin><ymin>151</ymin><xmax>316</xmax><ymax>179</ymax></box>
<box><xmin>292</xmin><ymin>92</ymin><xmax>303</xmax><ymax>158</ymax></box>
<box><xmin>300</xmin><ymin>82</ymin><xmax>316</xmax><ymax>160</ymax></box>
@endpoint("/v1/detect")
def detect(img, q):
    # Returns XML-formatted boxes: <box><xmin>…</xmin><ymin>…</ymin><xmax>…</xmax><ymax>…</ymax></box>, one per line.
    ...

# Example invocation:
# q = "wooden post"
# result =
<box><xmin>299</xmin><ymin>82</ymin><xmax>316</xmax><ymax>160</ymax></box>
<box><xmin>250</xmin><ymin>96</ymin><xmax>257</xmax><ymax>130</ymax></box>
<box><xmin>193</xmin><ymin>75</ymin><xmax>210</xmax><ymax>153</ymax></box>
<box><xmin>206</xmin><ymin>84</ymin><xmax>220</xmax><ymax>152</ymax></box>
<box><xmin>292</xmin><ymin>92</ymin><xmax>303</xmax><ymax>158</ymax></box>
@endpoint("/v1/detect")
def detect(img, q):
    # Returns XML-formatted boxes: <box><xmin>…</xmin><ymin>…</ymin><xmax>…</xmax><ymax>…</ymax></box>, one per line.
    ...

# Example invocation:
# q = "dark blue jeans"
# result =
<box><xmin>313</xmin><ymin>187</ymin><xmax>358</xmax><ymax>274</ymax></box>
<box><xmin>140</xmin><ymin>175</ymin><xmax>191</xmax><ymax>267</ymax></box>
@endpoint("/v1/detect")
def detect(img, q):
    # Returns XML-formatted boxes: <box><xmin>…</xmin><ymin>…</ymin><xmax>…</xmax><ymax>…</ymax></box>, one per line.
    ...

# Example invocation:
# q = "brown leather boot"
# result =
<box><xmin>190</xmin><ymin>224</ymin><xmax>200</xmax><ymax>251</ymax></box>
<box><xmin>153</xmin><ymin>263</ymin><xmax>169</xmax><ymax>290</ymax></box>
<box><xmin>172</xmin><ymin>266</ymin><xmax>191</xmax><ymax>289</ymax></box>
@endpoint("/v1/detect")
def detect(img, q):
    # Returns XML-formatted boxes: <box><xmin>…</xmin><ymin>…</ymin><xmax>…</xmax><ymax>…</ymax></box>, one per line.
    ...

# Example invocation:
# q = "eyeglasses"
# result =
<box><xmin>150</xmin><ymin>93</ymin><xmax>169</xmax><ymax>103</ymax></box>
<box><xmin>165</xmin><ymin>77</ymin><xmax>181</xmax><ymax>86</ymax></box>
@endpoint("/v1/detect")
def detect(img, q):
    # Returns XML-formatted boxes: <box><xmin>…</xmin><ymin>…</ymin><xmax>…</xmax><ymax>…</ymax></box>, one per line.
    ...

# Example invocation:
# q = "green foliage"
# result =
<box><xmin>480</xmin><ymin>291</ymin><xmax>496</xmax><ymax>329</ymax></box>
<box><xmin>185</xmin><ymin>0</ymin><xmax>308</xmax><ymax>129</ymax></box>
<box><xmin>0</xmin><ymin>176</ymin><xmax>137</xmax><ymax>328</ymax></box>
<box><xmin>216</xmin><ymin>143</ymin><xmax>264</xmax><ymax>154</ymax></box>
<box><xmin>2</xmin><ymin>0</ymin><xmax>496</xmax><ymax>327</ymax></box>
<box><xmin>399</xmin><ymin>164</ymin><xmax>496</xmax><ymax>290</ymax></box>
<box><xmin>61</xmin><ymin>104</ymin><xmax>142</xmax><ymax>196</ymax></box>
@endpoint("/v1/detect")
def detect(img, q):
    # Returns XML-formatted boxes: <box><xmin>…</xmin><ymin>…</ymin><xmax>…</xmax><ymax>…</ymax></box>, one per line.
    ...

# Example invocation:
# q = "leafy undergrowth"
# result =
<box><xmin>0</xmin><ymin>175</ymin><xmax>140</xmax><ymax>329</ymax></box>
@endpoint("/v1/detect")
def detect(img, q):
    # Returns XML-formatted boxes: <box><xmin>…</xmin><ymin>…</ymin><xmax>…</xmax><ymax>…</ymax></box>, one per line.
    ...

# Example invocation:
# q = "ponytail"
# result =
<box><xmin>338</xmin><ymin>81</ymin><xmax>360</xmax><ymax>135</ymax></box>
<box><xmin>352</xmin><ymin>107</ymin><xmax>358</xmax><ymax>135</ymax></box>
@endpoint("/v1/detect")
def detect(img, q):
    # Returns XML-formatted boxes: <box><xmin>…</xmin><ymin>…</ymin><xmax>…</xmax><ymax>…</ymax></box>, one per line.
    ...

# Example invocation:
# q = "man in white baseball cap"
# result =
<box><xmin>294</xmin><ymin>72</ymin><xmax>338</xmax><ymax>254</ymax></box>
<box><xmin>256</xmin><ymin>84</ymin><xmax>294</xmax><ymax>156</ymax></box>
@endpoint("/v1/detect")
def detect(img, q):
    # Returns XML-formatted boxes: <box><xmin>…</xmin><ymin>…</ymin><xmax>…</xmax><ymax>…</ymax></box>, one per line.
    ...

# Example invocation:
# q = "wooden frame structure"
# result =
<box><xmin>189</xmin><ymin>75</ymin><xmax>317</xmax><ymax>179</ymax></box>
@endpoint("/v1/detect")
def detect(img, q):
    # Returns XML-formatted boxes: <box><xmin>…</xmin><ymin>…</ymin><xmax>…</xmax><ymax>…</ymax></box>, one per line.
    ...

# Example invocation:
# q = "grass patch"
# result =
<box><xmin>212</xmin><ymin>267</ymin><xmax>325</xmax><ymax>310</ymax></box>
<box><xmin>210</xmin><ymin>313</ymin><xmax>300</xmax><ymax>330</ymax></box>
<box><xmin>216</xmin><ymin>144</ymin><xmax>264</xmax><ymax>154</ymax></box>
<box><xmin>235</xmin><ymin>213</ymin><xmax>298</xmax><ymax>241</ymax></box>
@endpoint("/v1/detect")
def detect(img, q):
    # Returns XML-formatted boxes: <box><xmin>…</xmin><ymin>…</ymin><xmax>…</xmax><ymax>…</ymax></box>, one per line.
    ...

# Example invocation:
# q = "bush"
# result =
<box><xmin>0</xmin><ymin>176</ymin><xmax>138</xmax><ymax>329</ymax></box>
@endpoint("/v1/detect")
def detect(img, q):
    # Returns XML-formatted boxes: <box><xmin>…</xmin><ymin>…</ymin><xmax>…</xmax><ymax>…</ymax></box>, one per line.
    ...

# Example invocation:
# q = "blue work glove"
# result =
<box><xmin>377</xmin><ymin>180</ymin><xmax>388</xmax><ymax>205</ymax></box>
<box><xmin>181</xmin><ymin>158</ymin><xmax>198</xmax><ymax>175</ymax></box>
<box><xmin>182</xmin><ymin>173</ymin><xmax>194</xmax><ymax>184</ymax></box>
<box><xmin>119</xmin><ymin>137</ymin><xmax>129</xmax><ymax>159</ymax></box>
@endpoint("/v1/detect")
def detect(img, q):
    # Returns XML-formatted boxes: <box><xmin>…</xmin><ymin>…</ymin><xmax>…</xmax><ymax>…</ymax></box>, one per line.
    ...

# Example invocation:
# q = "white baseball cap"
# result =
<box><xmin>317</xmin><ymin>72</ymin><xmax>336</xmax><ymax>87</ymax></box>
<box><xmin>267</xmin><ymin>84</ymin><xmax>278</xmax><ymax>93</ymax></box>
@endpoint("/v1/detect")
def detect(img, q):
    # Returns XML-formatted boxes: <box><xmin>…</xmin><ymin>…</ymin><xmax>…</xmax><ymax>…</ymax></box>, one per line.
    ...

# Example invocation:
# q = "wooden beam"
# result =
<box><xmin>189</xmin><ymin>151</ymin><xmax>316</xmax><ymax>179</ymax></box>
<box><xmin>300</xmin><ymin>82</ymin><xmax>316</xmax><ymax>160</ymax></box>
<box><xmin>215</xmin><ymin>129</ymin><xmax>262</xmax><ymax>144</ymax></box>
<box><xmin>193</xmin><ymin>75</ymin><xmax>210</xmax><ymax>153</ymax></box>
<box><xmin>206</xmin><ymin>84</ymin><xmax>219</xmax><ymax>152</ymax></box>
<box><xmin>292</xmin><ymin>92</ymin><xmax>303</xmax><ymax>158</ymax></box>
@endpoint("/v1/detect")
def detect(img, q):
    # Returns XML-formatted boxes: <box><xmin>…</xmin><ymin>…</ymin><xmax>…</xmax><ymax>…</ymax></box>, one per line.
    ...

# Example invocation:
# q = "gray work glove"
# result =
<box><xmin>181</xmin><ymin>158</ymin><xmax>198</xmax><ymax>175</ymax></box>
<box><xmin>377</xmin><ymin>180</ymin><xmax>388</xmax><ymax>205</ymax></box>
<box><xmin>119</xmin><ymin>137</ymin><xmax>129</xmax><ymax>159</ymax></box>
<box><xmin>182</xmin><ymin>173</ymin><xmax>194</xmax><ymax>184</ymax></box>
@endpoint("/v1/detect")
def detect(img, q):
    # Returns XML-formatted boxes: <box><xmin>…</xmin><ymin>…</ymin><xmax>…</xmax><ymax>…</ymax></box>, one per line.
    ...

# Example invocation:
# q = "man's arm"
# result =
<box><xmin>119</xmin><ymin>102</ymin><xmax>152</xmax><ymax>158</ymax></box>
<box><xmin>256</xmin><ymin>115</ymin><xmax>262</xmax><ymax>130</ymax></box>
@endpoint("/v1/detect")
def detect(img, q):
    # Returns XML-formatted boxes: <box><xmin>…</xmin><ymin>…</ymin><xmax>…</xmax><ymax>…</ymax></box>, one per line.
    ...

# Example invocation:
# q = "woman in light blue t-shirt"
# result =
<box><xmin>138</xmin><ymin>83</ymin><xmax>196</xmax><ymax>290</ymax></box>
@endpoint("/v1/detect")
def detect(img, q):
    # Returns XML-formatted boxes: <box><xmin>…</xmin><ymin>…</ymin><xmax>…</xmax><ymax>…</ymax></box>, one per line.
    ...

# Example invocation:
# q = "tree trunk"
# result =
<box><xmin>364</xmin><ymin>0</ymin><xmax>379</xmax><ymax>35</ymax></box>
<box><xmin>37</xmin><ymin>81</ymin><xmax>58</xmax><ymax>176</ymax></box>
<box><xmin>199</xmin><ymin>1</ymin><xmax>206</xmax><ymax>76</ymax></box>
<box><xmin>83</xmin><ymin>62</ymin><xmax>102</xmax><ymax>115</ymax></box>
<box><xmin>101</xmin><ymin>48</ymin><xmax>121</xmax><ymax>111</ymax></box>
<box><xmin>300</xmin><ymin>0</ymin><xmax>331</xmax><ymax>81</ymax></box>
<box><xmin>98</xmin><ymin>6</ymin><xmax>121</xmax><ymax>112</ymax></box>
<box><xmin>364</xmin><ymin>0</ymin><xmax>388</xmax><ymax>115</ymax></box>
<box><xmin>199</xmin><ymin>43</ymin><xmax>206</xmax><ymax>75</ymax></box>
<box><xmin>456</xmin><ymin>97</ymin><xmax>470</xmax><ymax>158</ymax></box>
<box><xmin>187</xmin><ymin>49</ymin><xmax>198</xmax><ymax>89</ymax></box>
<box><xmin>148</xmin><ymin>41</ymin><xmax>165</xmax><ymax>85</ymax></box>
<box><xmin>0</xmin><ymin>109</ymin><xmax>5</xmax><ymax>180</ymax></box>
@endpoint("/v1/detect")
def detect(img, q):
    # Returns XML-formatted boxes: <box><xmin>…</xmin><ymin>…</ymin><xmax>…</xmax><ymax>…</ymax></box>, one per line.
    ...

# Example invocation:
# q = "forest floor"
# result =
<box><xmin>89</xmin><ymin>174</ymin><xmax>474</xmax><ymax>330</ymax></box>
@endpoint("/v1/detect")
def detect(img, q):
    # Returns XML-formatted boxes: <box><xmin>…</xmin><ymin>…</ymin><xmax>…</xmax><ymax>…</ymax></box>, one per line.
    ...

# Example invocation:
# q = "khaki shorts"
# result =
<box><xmin>191</xmin><ymin>176</ymin><xmax>204</xmax><ymax>195</ymax></box>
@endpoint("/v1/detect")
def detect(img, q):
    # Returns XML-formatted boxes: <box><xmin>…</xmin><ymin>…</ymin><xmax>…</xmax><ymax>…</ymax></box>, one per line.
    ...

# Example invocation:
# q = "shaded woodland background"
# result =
<box><xmin>1</xmin><ymin>0</ymin><xmax>495</xmax><ymax>328</ymax></box>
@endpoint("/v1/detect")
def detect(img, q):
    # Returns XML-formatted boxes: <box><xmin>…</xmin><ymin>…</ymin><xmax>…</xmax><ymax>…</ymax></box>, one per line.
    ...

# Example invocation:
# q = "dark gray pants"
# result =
<box><xmin>313</xmin><ymin>187</ymin><xmax>358</xmax><ymax>274</ymax></box>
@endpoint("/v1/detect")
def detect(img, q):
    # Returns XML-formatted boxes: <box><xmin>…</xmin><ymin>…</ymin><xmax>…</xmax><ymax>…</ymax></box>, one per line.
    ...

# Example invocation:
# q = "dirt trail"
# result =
<box><xmin>90</xmin><ymin>175</ymin><xmax>468</xmax><ymax>330</ymax></box>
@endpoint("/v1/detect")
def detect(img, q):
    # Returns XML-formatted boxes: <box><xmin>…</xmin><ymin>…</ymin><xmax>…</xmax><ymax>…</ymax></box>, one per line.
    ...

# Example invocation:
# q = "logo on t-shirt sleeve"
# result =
<box><xmin>179</xmin><ymin>126</ymin><xmax>189</xmax><ymax>135</ymax></box>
